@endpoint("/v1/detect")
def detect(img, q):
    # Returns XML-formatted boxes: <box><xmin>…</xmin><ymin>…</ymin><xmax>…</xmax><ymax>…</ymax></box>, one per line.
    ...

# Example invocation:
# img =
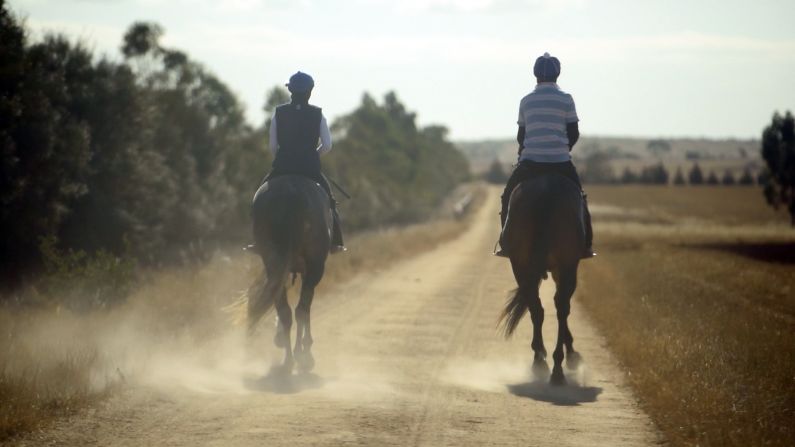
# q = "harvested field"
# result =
<box><xmin>578</xmin><ymin>185</ymin><xmax>794</xmax><ymax>446</ymax></box>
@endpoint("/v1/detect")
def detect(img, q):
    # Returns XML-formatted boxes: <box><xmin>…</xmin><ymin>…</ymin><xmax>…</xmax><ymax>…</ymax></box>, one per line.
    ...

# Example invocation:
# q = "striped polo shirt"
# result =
<box><xmin>517</xmin><ymin>82</ymin><xmax>579</xmax><ymax>163</ymax></box>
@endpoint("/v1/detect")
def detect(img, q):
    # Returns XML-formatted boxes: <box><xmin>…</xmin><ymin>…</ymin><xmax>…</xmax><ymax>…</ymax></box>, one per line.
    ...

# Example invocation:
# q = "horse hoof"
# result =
<box><xmin>296</xmin><ymin>351</ymin><xmax>315</xmax><ymax>373</ymax></box>
<box><xmin>566</xmin><ymin>351</ymin><xmax>582</xmax><ymax>370</ymax></box>
<box><xmin>550</xmin><ymin>369</ymin><xmax>566</xmax><ymax>386</ymax></box>
<box><xmin>532</xmin><ymin>359</ymin><xmax>549</xmax><ymax>379</ymax></box>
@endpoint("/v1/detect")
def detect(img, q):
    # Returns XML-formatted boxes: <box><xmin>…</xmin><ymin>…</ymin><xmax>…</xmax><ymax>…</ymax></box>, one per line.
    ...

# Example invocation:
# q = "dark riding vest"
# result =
<box><xmin>271</xmin><ymin>103</ymin><xmax>322</xmax><ymax>177</ymax></box>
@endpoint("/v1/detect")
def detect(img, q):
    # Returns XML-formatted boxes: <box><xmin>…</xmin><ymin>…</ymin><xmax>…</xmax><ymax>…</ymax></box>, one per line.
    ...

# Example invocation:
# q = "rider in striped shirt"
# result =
<box><xmin>495</xmin><ymin>53</ymin><xmax>594</xmax><ymax>258</ymax></box>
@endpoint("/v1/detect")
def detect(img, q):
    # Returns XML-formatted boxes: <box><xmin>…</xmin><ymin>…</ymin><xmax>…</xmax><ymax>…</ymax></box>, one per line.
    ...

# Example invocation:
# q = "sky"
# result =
<box><xmin>9</xmin><ymin>0</ymin><xmax>795</xmax><ymax>141</ymax></box>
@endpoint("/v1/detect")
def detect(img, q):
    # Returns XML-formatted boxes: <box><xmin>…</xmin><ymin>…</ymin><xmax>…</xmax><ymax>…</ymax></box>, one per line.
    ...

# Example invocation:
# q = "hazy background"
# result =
<box><xmin>11</xmin><ymin>0</ymin><xmax>795</xmax><ymax>140</ymax></box>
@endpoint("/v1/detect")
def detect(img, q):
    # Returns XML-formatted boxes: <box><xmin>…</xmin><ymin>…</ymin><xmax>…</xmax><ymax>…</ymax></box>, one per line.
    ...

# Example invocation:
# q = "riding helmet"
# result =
<box><xmin>533</xmin><ymin>52</ymin><xmax>560</xmax><ymax>81</ymax></box>
<box><xmin>286</xmin><ymin>71</ymin><xmax>315</xmax><ymax>93</ymax></box>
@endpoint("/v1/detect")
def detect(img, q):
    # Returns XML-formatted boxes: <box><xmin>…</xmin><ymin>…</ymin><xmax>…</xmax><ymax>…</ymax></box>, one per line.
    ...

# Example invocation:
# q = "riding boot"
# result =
<box><xmin>582</xmin><ymin>194</ymin><xmax>595</xmax><ymax>259</ymax></box>
<box><xmin>494</xmin><ymin>189</ymin><xmax>511</xmax><ymax>258</ymax></box>
<box><xmin>330</xmin><ymin>203</ymin><xmax>346</xmax><ymax>254</ymax></box>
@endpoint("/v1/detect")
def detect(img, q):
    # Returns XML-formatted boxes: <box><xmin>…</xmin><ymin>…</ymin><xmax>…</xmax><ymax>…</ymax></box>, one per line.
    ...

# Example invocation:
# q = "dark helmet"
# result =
<box><xmin>533</xmin><ymin>52</ymin><xmax>561</xmax><ymax>81</ymax></box>
<box><xmin>286</xmin><ymin>71</ymin><xmax>315</xmax><ymax>93</ymax></box>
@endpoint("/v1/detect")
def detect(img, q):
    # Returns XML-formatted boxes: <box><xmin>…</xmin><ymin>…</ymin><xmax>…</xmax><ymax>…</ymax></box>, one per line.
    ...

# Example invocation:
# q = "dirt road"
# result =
<box><xmin>23</xmin><ymin>190</ymin><xmax>660</xmax><ymax>446</ymax></box>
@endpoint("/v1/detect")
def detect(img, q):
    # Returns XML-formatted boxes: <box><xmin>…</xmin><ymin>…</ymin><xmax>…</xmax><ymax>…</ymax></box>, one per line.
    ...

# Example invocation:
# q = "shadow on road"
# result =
<box><xmin>506</xmin><ymin>380</ymin><xmax>602</xmax><ymax>406</ymax></box>
<box><xmin>683</xmin><ymin>241</ymin><xmax>795</xmax><ymax>264</ymax></box>
<box><xmin>244</xmin><ymin>367</ymin><xmax>325</xmax><ymax>394</ymax></box>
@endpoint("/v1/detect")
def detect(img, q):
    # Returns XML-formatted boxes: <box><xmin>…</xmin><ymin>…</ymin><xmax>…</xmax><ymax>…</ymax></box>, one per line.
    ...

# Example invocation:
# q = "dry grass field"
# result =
<box><xmin>0</xmin><ymin>186</ymin><xmax>484</xmax><ymax>442</ymax></box>
<box><xmin>578</xmin><ymin>185</ymin><xmax>794</xmax><ymax>446</ymax></box>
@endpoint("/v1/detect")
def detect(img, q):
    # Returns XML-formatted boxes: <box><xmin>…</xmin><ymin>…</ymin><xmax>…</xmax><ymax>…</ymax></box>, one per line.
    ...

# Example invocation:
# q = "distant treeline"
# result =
<box><xmin>0</xmin><ymin>5</ymin><xmax>469</xmax><ymax>286</ymax></box>
<box><xmin>483</xmin><ymin>157</ymin><xmax>759</xmax><ymax>187</ymax></box>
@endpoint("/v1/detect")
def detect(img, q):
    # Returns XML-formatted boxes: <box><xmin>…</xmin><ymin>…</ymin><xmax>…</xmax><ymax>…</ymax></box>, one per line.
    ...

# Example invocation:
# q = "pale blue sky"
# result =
<box><xmin>10</xmin><ymin>0</ymin><xmax>795</xmax><ymax>140</ymax></box>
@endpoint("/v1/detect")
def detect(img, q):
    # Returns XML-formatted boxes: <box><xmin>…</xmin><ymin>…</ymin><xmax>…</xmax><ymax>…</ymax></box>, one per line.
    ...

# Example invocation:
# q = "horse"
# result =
<box><xmin>248</xmin><ymin>174</ymin><xmax>332</xmax><ymax>374</ymax></box>
<box><xmin>498</xmin><ymin>173</ymin><xmax>585</xmax><ymax>385</ymax></box>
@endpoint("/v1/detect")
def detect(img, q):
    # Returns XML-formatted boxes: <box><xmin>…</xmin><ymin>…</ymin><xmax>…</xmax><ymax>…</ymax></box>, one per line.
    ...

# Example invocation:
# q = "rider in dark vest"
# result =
<box><xmin>495</xmin><ymin>53</ymin><xmax>593</xmax><ymax>259</ymax></box>
<box><xmin>265</xmin><ymin>71</ymin><xmax>345</xmax><ymax>253</ymax></box>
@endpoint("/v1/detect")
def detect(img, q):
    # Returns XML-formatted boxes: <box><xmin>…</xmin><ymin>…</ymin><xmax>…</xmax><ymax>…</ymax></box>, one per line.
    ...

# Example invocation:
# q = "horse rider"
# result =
<box><xmin>495</xmin><ymin>53</ymin><xmax>594</xmax><ymax>259</ymax></box>
<box><xmin>262</xmin><ymin>71</ymin><xmax>345</xmax><ymax>254</ymax></box>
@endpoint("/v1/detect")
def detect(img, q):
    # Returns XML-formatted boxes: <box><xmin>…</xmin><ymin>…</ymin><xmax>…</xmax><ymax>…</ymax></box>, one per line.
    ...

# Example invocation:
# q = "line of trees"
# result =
<box><xmin>0</xmin><ymin>4</ymin><xmax>469</xmax><ymax>288</ymax></box>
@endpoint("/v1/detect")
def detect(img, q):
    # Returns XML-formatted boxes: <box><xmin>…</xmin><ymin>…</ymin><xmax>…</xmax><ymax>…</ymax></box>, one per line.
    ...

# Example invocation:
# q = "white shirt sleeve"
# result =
<box><xmin>268</xmin><ymin>114</ymin><xmax>279</xmax><ymax>155</ymax></box>
<box><xmin>317</xmin><ymin>114</ymin><xmax>332</xmax><ymax>155</ymax></box>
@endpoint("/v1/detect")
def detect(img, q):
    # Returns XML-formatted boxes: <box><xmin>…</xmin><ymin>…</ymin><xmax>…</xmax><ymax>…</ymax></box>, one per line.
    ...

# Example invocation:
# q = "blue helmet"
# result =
<box><xmin>286</xmin><ymin>71</ymin><xmax>315</xmax><ymax>93</ymax></box>
<box><xmin>533</xmin><ymin>52</ymin><xmax>561</xmax><ymax>81</ymax></box>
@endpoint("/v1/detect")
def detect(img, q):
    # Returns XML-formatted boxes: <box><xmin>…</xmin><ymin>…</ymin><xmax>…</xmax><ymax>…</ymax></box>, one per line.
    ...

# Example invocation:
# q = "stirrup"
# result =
<box><xmin>492</xmin><ymin>241</ymin><xmax>509</xmax><ymax>258</ymax></box>
<box><xmin>581</xmin><ymin>249</ymin><xmax>596</xmax><ymax>259</ymax></box>
<box><xmin>330</xmin><ymin>245</ymin><xmax>347</xmax><ymax>254</ymax></box>
<box><xmin>244</xmin><ymin>244</ymin><xmax>259</xmax><ymax>255</ymax></box>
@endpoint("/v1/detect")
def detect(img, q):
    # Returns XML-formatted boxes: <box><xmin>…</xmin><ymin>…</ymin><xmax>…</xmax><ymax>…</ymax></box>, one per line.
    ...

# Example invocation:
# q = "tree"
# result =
<box><xmin>0</xmin><ymin>9</ymin><xmax>92</xmax><ymax>284</ymax></box>
<box><xmin>485</xmin><ymin>158</ymin><xmax>508</xmax><ymax>184</ymax></box>
<box><xmin>689</xmin><ymin>163</ymin><xmax>704</xmax><ymax>185</ymax></box>
<box><xmin>640</xmin><ymin>163</ymin><xmax>669</xmax><ymax>185</ymax></box>
<box><xmin>673</xmin><ymin>167</ymin><xmax>686</xmax><ymax>185</ymax></box>
<box><xmin>760</xmin><ymin>111</ymin><xmax>795</xmax><ymax>224</ymax></box>
<box><xmin>738</xmin><ymin>168</ymin><xmax>754</xmax><ymax>185</ymax></box>
<box><xmin>581</xmin><ymin>150</ymin><xmax>614</xmax><ymax>184</ymax></box>
<box><xmin>647</xmin><ymin>139</ymin><xmax>671</xmax><ymax>159</ymax></box>
<box><xmin>706</xmin><ymin>171</ymin><xmax>719</xmax><ymax>185</ymax></box>
<box><xmin>620</xmin><ymin>167</ymin><xmax>639</xmax><ymax>184</ymax></box>
<box><xmin>721</xmin><ymin>169</ymin><xmax>736</xmax><ymax>186</ymax></box>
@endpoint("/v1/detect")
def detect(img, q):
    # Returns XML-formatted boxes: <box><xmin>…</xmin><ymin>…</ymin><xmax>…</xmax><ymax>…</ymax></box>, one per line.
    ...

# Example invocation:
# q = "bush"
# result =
<box><xmin>36</xmin><ymin>236</ymin><xmax>136</xmax><ymax>310</ymax></box>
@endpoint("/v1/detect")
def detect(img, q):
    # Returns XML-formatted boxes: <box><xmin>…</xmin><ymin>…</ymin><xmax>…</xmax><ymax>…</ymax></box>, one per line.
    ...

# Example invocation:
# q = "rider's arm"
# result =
<box><xmin>566</xmin><ymin>96</ymin><xmax>579</xmax><ymax>151</ymax></box>
<box><xmin>317</xmin><ymin>114</ymin><xmax>333</xmax><ymax>155</ymax></box>
<box><xmin>269</xmin><ymin>114</ymin><xmax>279</xmax><ymax>155</ymax></box>
<box><xmin>567</xmin><ymin>122</ymin><xmax>579</xmax><ymax>151</ymax></box>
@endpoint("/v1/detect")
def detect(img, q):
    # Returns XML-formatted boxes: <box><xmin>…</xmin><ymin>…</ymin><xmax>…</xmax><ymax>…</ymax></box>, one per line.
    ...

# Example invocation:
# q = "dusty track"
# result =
<box><xmin>22</xmin><ymin>189</ymin><xmax>660</xmax><ymax>446</ymax></box>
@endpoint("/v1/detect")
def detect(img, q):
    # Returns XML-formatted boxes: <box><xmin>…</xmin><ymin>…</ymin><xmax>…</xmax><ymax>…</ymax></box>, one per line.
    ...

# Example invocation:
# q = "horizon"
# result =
<box><xmin>10</xmin><ymin>0</ymin><xmax>795</xmax><ymax>141</ymax></box>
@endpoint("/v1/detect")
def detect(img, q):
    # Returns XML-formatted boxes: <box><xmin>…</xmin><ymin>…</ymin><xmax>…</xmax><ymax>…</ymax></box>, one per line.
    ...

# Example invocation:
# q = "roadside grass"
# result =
<box><xmin>0</xmin><ymin>184</ymin><xmax>484</xmax><ymax>443</ymax></box>
<box><xmin>578</xmin><ymin>185</ymin><xmax>794</xmax><ymax>446</ymax></box>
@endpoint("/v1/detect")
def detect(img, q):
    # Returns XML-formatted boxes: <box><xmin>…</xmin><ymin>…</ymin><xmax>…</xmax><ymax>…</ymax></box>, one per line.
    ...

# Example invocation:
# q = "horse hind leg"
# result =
<box><xmin>274</xmin><ymin>286</ymin><xmax>294</xmax><ymax>374</ymax></box>
<box><xmin>527</xmin><ymin>290</ymin><xmax>549</xmax><ymax>378</ymax></box>
<box><xmin>294</xmin><ymin>264</ymin><xmax>323</xmax><ymax>373</ymax></box>
<box><xmin>550</xmin><ymin>266</ymin><xmax>577</xmax><ymax>386</ymax></box>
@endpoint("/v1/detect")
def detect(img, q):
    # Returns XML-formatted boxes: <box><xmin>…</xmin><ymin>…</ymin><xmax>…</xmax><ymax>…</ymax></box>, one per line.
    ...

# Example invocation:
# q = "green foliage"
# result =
<box><xmin>760</xmin><ymin>111</ymin><xmax>795</xmax><ymax>224</ymax></box>
<box><xmin>37</xmin><ymin>236</ymin><xmax>136</xmax><ymax>310</ymax></box>
<box><xmin>323</xmin><ymin>92</ymin><xmax>469</xmax><ymax>229</ymax></box>
<box><xmin>0</xmin><ymin>5</ymin><xmax>469</xmax><ymax>292</ymax></box>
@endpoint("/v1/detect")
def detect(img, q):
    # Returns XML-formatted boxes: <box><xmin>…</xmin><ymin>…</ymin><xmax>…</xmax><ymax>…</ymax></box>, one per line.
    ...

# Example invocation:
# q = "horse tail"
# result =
<box><xmin>267</xmin><ymin>186</ymin><xmax>308</xmax><ymax>258</ymax></box>
<box><xmin>248</xmin><ymin>185</ymin><xmax>308</xmax><ymax>331</ymax></box>
<box><xmin>529</xmin><ymin>198</ymin><xmax>552</xmax><ymax>277</ymax></box>
<box><xmin>499</xmin><ymin>287</ymin><xmax>527</xmax><ymax>338</ymax></box>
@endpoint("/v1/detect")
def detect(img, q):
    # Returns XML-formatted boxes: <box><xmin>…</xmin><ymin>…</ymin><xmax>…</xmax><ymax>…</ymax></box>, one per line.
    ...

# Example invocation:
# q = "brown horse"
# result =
<box><xmin>498</xmin><ymin>173</ymin><xmax>585</xmax><ymax>385</ymax></box>
<box><xmin>248</xmin><ymin>175</ymin><xmax>332</xmax><ymax>374</ymax></box>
